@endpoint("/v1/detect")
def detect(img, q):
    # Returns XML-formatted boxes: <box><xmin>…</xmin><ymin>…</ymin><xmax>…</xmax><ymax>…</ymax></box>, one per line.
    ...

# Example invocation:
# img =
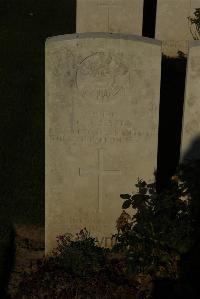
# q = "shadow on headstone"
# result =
<box><xmin>179</xmin><ymin>154</ymin><xmax>200</xmax><ymax>299</ymax></box>
<box><xmin>179</xmin><ymin>153</ymin><xmax>200</xmax><ymax>299</ymax></box>
<box><xmin>181</xmin><ymin>136</ymin><xmax>200</xmax><ymax>237</ymax></box>
<box><xmin>156</xmin><ymin>55</ymin><xmax>187</xmax><ymax>192</ymax></box>
<box><xmin>154</xmin><ymin>138</ymin><xmax>200</xmax><ymax>299</ymax></box>
<box><xmin>182</xmin><ymin>135</ymin><xmax>200</xmax><ymax>162</ymax></box>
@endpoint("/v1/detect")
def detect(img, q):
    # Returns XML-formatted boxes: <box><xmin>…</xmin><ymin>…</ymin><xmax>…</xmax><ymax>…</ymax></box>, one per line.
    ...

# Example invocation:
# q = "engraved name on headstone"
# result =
<box><xmin>45</xmin><ymin>33</ymin><xmax>161</xmax><ymax>253</ymax></box>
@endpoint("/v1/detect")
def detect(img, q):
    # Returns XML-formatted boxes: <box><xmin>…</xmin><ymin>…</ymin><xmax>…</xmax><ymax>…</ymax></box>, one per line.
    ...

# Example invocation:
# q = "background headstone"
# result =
<box><xmin>156</xmin><ymin>0</ymin><xmax>200</xmax><ymax>57</ymax></box>
<box><xmin>45</xmin><ymin>33</ymin><xmax>161</xmax><ymax>253</ymax></box>
<box><xmin>190</xmin><ymin>1</ymin><xmax>200</xmax><ymax>39</ymax></box>
<box><xmin>76</xmin><ymin>0</ymin><xmax>144</xmax><ymax>34</ymax></box>
<box><xmin>181</xmin><ymin>41</ymin><xmax>200</xmax><ymax>161</ymax></box>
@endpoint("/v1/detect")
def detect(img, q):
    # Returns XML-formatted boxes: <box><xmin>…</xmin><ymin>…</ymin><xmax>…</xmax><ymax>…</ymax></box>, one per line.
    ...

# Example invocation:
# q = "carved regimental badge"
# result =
<box><xmin>76</xmin><ymin>51</ymin><xmax>130</xmax><ymax>103</ymax></box>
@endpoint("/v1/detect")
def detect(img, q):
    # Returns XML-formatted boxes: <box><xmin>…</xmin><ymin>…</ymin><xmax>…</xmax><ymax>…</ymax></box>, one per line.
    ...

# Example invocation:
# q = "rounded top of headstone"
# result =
<box><xmin>46</xmin><ymin>32</ymin><xmax>161</xmax><ymax>47</ymax></box>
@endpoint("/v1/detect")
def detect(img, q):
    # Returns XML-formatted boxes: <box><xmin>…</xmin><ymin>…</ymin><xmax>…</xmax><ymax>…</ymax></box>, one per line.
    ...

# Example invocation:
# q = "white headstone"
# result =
<box><xmin>181</xmin><ymin>41</ymin><xmax>200</xmax><ymax>161</ymax></box>
<box><xmin>45</xmin><ymin>33</ymin><xmax>161</xmax><ymax>253</ymax></box>
<box><xmin>156</xmin><ymin>0</ymin><xmax>200</xmax><ymax>57</ymax></box>
<box><xmin>76</xmin><ymin>0</ymin><xmax>144</xmax><ymax>35</ymax></box>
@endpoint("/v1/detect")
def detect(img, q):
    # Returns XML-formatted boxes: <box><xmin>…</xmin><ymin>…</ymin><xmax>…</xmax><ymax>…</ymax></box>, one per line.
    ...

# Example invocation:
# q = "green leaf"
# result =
<box><xmin>132</xmin><ymin>194</ymin><xmax>149</xmax><ymax>205</ymax></box>
<box><xmin>122</xmin><ymin>199</ymin><xmax>132</xmax><ymax>209</ymax></box>
<box><xmin>140</xmin><ymin>181</ymin><xmax>147</xmax><ymax>187</ymax></box>
<box><xmin>139</xmin><ymin>187</ymin><xmax>147</xmax><ymax>195</ymax></box>
<box><xmin>120</xmin><ymin>194</ymin><xmax>131</xmax><ymax>200</ymax></box>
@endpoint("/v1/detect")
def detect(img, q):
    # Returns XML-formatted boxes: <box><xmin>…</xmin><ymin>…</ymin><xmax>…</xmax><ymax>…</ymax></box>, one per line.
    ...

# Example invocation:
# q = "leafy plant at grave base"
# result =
<box><xmin>16</xmin><ymin>160</ymin><xmax>200</xmax><ymax>298</ymax></box>
<box><xmin>111</xmin><ymin>166</ymin><xmax>197</xmax><ymax>297</ymax></box>
<box><xmin>52</xmin><ymin>228</ymin><xmax>109</xmax><ymax>277</ymax></box>
<box><xmin>188</xmin><ymin>8</ymin><xmax>200</xmax><ymax>40</ymax></box>
<box><xmin>17</xmin><ymin>228</ymin><xmax>138</xmax><ymax>298</ymax></box>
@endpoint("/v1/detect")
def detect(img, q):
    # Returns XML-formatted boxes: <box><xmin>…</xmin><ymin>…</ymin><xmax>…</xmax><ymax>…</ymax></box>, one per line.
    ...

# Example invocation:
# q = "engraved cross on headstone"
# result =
<box><xmin>98</xmin><ymin>0</ymin><xmax>120</xmax><ymax>32</ymax></box>
<box><xmin>79</xmin><ymin>148</ymin><xmax>121</xmax><ymax>212</ymax></box>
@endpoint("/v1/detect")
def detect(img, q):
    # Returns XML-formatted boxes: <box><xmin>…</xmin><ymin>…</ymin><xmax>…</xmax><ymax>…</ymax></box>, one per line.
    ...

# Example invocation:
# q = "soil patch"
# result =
<box><xmin>7</xmin><ymin>225</ymin><xmax>44</xmax><ymax>298</ymax></box>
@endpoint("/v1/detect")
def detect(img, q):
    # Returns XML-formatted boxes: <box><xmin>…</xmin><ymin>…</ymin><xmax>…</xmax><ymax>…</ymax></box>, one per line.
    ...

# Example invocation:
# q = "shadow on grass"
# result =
<box><xmin>0</xmin><ymin>0</ymin><xmax>76</xmax><ymax>226</ymax></box>
<box><xmin>0</xmin><ymin>219</ymin><xmax>15</xmax><ymax>299</ymax></box>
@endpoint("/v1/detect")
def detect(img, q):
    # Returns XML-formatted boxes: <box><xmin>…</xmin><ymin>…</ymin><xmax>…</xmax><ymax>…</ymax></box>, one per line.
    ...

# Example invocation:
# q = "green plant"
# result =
<box><xmin>53</xmin><ymin>228</ymin><xmax>109</xmax><ymax>277</ymax></box>
<box><xmin>16</xmin><ymin>160</ymin><xmax>200</xmax><ymax>298</ymax></box>
<box><xmin>112</xmin><ymin>175</ymin><xmax>194</xmax><ymax>283</ymax></box>
<box><xmin>17</xmin><ymin>228</ymin><xmax>137</xmax><ymax>298</ymax></box>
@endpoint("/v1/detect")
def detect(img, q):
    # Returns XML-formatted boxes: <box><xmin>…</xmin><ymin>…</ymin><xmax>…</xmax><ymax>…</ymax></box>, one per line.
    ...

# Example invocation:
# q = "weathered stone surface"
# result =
<box><xmin>156</xmin><ymin>0</ymin><xmax>200</xmax><ymax>57</ymax></box>
<box><xmin>76</xmin><ymin>0</ymin><xmax>144</xmax><ymax>34</ymax></box>
<box><xmin>181</xmin><ymin>41</ymin><xmax>200</xmax><ymax>161</ymax></box>
<box><xmin>45</xmin><ymin>33</ymin><xmax>161</xmax><ymax>253</ymax></box>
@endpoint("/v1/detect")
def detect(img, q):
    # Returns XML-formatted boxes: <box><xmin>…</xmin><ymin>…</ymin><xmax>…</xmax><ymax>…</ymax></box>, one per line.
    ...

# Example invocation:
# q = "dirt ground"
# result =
<box><xmin>7</xmin><ymin>225</ymin><xmax>45</xmax><ymax>298</ymax></box>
